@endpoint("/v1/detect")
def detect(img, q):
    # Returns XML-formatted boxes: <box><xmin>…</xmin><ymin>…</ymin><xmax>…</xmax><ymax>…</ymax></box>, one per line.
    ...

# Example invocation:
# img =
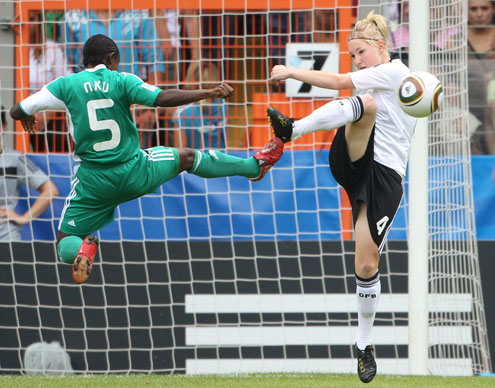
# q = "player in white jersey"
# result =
<box><xmin>266</xmin><ymin>11</ymin><xmax>417</xmax><ymax>383</ymax></box>
<box><xmin>10</xmin><ymin>34</ymin><xmax>284</xmax><ymax>285</ymax></box>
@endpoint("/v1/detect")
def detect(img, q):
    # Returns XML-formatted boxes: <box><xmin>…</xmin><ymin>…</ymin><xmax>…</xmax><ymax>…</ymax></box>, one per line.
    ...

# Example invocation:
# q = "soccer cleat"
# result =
<box><xmin>266</xmin><ymin>106</ymin><xmax>294</xmax><ymax>143</ymax></box>
<box><xmin>356</xmin><ymin>344</ymin><xmax>377</xmax><ymax>383</ymax></box>
<box><xmin>249</xmin><ymin>137</ymin><xmax>284</xmax><ymax>181</ymax></box>
<box><xmin>72</xmin><ymin>235</ymin><xmax>99</xmax><ymax>284</ymax></box>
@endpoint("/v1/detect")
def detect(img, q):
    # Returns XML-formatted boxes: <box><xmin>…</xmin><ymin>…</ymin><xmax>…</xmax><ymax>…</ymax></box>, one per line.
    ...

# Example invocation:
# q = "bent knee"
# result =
<box><xmin>357</xmin><ymin>262</ymin><xmax>379</xmax><ymax>279</ymax></box>
<box><xmin>355</xmin><ymin>251</ymin><xmax>379</xmax><ymax>279</ymax></box>
<box><xmin>178</xmin><ymin>148</ymin><xmax>197</xmax><ymax>172</ymax></box>
<box><xmin>359</xmin><ymin>94</ymin><xmax>378</xmax><ymax>118</ymax></box>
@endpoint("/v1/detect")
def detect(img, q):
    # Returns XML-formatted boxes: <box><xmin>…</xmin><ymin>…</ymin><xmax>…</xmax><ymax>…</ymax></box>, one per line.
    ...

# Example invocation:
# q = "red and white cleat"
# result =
<box><xmin>249</xmin><ymin>137</ymin><xmax>284</xmax><ymax>181</ymax></box>
<box><xmin>72</xmin><ymin>235</ymin><xmax>99</xmax><ymax>284</ymax></box>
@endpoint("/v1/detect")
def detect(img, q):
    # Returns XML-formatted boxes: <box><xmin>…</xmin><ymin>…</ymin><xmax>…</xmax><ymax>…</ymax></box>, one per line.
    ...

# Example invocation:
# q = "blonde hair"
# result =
<box><xmin>348</xmin><ymin>11</ymin><xmax>389</xmax><ymax>50</ymax></box>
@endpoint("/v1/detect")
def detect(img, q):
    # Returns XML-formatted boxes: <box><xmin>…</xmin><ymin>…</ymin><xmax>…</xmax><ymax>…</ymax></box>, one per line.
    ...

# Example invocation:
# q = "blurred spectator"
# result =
<box><xmin>155</xmin><ymin>9</ymin><xmax>200</xmax><ymax>85</ymax></box>
<box><xmin>29</xmin><ymin>14</ymin><xmax>71</xmax><ymax>152</ymax></box>
<box><xmin>154</xmin><ymin>9</ymin><xmax>201</xmax><ymax>147</ymax></box>
<box><xmin>172</xmin><ymin>63</ymin><xmax>227</xmax><ymax>149</ymax></box>
<box><xmin>383</xmin><ymin>0</ymin><xmax>401</xmax><ymax>27</ymax></box>
<box><xmin>389</xmin><ymin>1</ymin><xmax>409</xmax><ymax>63</ymax></box>
<box><xmin>45</xmin><ymin>11</ymin><xmax>64</xmax><ymax>43</ymax></box>
<box><xmin>0</xmin><ymin>107</ymin><xmax>59</xmax><ymax>241</ymax></box>
<box><xmin>268</xmin><ymin>11</ymin><xmax>311</xmax><ymax>63</ymax></box>
<box><xmin>65</xmin><ymin>9</ymin><xmax>165</xmax><ymax>147</ymax></box>
<box><xmin>390</xmin><ymin>1</ymin><xmax>459</xmax><ymax>66</ymax></box>
<box><xmin>468</xmin><ymin>0</ymin><xmax>495</xmax><ymax>154</ymax></box>
<box><xmin>484</xmin><ymin>69</ymin><xmax>495</xmax><ymax>154</ymax></box>
<box><xmin>268</xmin><ymin>11</ymin><xmax>311</xmax><ymax>93</ymax></box>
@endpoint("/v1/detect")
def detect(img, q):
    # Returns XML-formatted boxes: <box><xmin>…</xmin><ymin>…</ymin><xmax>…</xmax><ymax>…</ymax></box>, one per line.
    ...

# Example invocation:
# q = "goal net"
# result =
<box><xmin>0</xmin><ymin>0</ymin><xmax>491</xmax><ymax>376</ymax></box>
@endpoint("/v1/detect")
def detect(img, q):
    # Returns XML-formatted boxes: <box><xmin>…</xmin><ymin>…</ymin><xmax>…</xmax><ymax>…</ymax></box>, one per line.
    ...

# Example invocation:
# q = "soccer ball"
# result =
<box><xmin>398</xmin><ymin>71</ymin><xmax>444</xmax><ymax>118</ymax></box>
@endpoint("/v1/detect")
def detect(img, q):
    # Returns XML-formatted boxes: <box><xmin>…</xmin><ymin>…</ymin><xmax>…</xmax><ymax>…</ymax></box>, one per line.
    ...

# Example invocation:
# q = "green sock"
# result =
<box><xmin>188</xmin><ymin>150</ymin><xmax>260</xmax><ymax>179</ymax></box>
<box><xmin>57</xmin><ymin>235</ymin><xmax>83</xmax><ymax>264</ymax></box>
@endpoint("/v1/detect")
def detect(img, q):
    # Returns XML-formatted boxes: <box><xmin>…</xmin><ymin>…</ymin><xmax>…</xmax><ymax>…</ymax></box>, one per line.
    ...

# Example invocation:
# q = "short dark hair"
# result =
<box><xmin>82</xmin><ymin>34</ymin><xmax>119</xmax><ymax>68</ymax></box>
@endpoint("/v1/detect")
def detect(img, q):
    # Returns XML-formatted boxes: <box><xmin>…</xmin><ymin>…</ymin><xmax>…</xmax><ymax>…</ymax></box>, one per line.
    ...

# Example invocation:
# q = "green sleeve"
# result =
<box><xmin>122</xmin><ymin>72</ymin><xmax>161</xmax><ymax>107</ymax></box>
<box><xmin>45</xmin><ymin>77</ymin><xmax>64</xmax><ymax>101</ymax></box>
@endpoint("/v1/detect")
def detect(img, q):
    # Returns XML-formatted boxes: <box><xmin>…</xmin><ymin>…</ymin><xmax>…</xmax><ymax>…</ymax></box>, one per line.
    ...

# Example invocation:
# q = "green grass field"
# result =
<box><xmin>1</xmin><ymin>374</ymin><xmax>494</xmax><ymax>388</ymax></box>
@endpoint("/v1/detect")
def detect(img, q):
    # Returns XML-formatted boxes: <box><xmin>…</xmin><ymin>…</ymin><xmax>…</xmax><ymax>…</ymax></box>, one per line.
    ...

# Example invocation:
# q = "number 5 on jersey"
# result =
<box><xmin>87</xmin><ymin>99</ymin><xmax>121</xmax><ymax>151</ymax></box>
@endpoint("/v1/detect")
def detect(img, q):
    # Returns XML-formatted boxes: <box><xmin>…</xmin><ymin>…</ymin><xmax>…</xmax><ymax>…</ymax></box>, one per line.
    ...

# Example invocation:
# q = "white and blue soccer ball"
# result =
<box><xmin>398</xmin><ymin>71</ymin><xmax>444</xmax><ymax>118</ymax></box>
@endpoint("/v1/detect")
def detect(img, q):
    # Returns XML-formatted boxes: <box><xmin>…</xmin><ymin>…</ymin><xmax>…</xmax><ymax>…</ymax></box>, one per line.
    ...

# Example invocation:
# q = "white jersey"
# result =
<box><xmin>29</xmin><ymin>39</ymin><xmax>71</xmax><ymax>93</ymax></box>
<box><xmin>349</xmin><ymin>59</ymin><xmax>417</xmax><ymax>176</ymax></box>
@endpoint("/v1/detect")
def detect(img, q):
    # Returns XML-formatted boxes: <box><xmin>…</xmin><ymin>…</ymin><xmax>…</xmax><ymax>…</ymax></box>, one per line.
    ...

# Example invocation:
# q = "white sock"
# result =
<box><xmin>291</xmin><ymin>96</ymin><xmax>363</xmax><ymax>141</ymax></box>
<box><xmin>355</xmin><ymin>272</ymin><xmax>381</xmax><ymax>350</ymax></box>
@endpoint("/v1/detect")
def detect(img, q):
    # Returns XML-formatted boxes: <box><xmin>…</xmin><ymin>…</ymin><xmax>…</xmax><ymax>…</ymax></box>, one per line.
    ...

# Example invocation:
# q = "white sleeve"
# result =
<box><xmin>19</xmin><ymin>85</ymin><xmax>66</xmax><ymax>115</ymax></box>
<box><xmin>349</xmin><ymin>63</ymin><xmax>399</xmax><ymax>92</ymax></box>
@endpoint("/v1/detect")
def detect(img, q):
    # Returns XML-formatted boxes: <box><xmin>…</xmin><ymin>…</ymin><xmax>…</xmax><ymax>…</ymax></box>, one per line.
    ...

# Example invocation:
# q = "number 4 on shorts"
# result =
<box><xmin>376</xmin><ymin>216</ymin><xmax>390</xmax><ymax>236</ymax></box>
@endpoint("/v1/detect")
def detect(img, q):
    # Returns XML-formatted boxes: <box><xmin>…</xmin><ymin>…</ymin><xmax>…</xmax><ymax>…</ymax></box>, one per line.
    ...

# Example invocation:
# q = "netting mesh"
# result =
<box><xmin>427</xmin><ymin>0</ymin><xmax>491</xmax><ymax>374</ymax></box>
<box><xmin>0</xmin><ymin>0</ymin><xmax>490</xmax><ymax>376</ymax></box>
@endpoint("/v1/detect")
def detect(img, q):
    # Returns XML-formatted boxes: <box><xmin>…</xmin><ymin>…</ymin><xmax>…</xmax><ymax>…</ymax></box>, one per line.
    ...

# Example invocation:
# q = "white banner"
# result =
<box><xmin>285</xmin><ymin>43</ymin><xmax>340</xmax><ymax>98</ymax></box>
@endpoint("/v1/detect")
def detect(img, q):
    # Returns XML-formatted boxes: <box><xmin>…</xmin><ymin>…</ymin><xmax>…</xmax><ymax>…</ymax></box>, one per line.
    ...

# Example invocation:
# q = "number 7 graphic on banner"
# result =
<box><xmin>285</xmin><ymin>43</ymin><xmax>340</xmax><ymax>98</ymax></box>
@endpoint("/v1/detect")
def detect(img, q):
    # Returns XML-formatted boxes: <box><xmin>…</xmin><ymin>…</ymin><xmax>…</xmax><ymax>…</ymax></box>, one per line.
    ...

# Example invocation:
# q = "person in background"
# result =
<box><xmin>29</xmin><ymin>13</ymin><xmax>72</xmax><ymax>152</ymax></box>
<box><xmin>390</xmin><ymin>1</ymin><xmax>460</xmax><ymax>66</ymax></box>
<box><xmin>468</xmin><ymin>0</ymin><xmax>495</xmax><ymax>154</ymax></box>
<box><xmin>10</xmin><ymin>34</ymin><xmax>283</xmax><ymax>285</ymax></box>
<box><xmin>0</xmin><ymin>106</ymin><xmax>59</xmax><ymax>240</ymax></box>
<box><xmin>154</xmin><ymin>9</ymin><xmax>201</xmax><ymax>147</ymax></box>
<box><xmin>484</xmin><ymin>69</ymin><xmax>495</xmax><ymax>154</ymax></box>
<box><xmin>172</xmin><ymin>62</ymin><xmax>227</xmax><ymax>149</ymax></box>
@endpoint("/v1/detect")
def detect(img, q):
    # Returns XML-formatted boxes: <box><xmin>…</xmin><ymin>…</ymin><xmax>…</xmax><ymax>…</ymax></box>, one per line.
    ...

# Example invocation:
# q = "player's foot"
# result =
<box><xmin>356</xmin><ymin>344</ymin><xmax>377</xmax><ymax>383</ymax></box>
<box><xmin>266</xmin><ymin>106</ymin><xmax>294</xmax><ymax>143</ymax></box>
<box><xmin>72</xmin><ymin>235</ymin><xmax>99</xmax><ymax>284</ymax></box>
<box><xmin>249</xmin><ymin>137</ymin><xmax>284</xmax><ymax>181</ymax></box>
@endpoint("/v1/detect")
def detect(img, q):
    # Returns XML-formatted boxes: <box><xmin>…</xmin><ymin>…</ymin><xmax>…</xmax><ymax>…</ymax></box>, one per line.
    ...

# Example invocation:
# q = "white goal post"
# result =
<box><xmin>407</xmin><ymin>0</ymin><xmax>430</xmax><ymax>375</ymax></box>
<box><xmin>405</xmin><ymin>0</ymin><xmax>491</xmax><ymax>375</ymax></box>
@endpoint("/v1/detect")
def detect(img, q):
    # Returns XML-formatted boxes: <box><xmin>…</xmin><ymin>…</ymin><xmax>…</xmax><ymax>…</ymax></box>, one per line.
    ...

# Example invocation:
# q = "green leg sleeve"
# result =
<box><xmin>188</xmin><ymin>150</ymin><xmax>260</xmax><ymax>179</ymax></box>
<box><xmin>57</xmin><ymin>235</ymin><xmax>83</xmax><ymax>264</ymax></box>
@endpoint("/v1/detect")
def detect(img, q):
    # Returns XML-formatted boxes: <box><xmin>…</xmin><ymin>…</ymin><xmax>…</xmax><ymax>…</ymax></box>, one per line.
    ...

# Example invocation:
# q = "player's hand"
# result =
<box><xmin>0</xmin><ymin>207</ymin><xmax>29</xmax><ymax>225</ymax></box>
<box><xmin>20</xmin><ymin>115</ymin><xmax>36</xmax><ymax>134</ymax></box>
<box><xmin>209</xmin><ymin>83</ymin><xmax>234</xmax><ymax>99</ymax></box>
<box><xmin>36</xmin><ymin>114</ymin><xmax>47</xmax><ymax>132</ymax></box>
<box><xmin>270</xmin><ymin>65</ymin><xmax>291</xmax><ymax>82</ymax></box>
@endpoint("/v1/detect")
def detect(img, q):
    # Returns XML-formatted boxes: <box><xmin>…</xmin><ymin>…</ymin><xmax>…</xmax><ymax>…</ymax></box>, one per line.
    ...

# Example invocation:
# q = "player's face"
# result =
<box><xmin>468</xmin><ymin>0</ymin><xmax>494</xmax><ymax>26</ymax></box>
<box><xmin>348</xmin><ymin>40</ymin><xmax>383</xmax><ymax>70</ymax></box>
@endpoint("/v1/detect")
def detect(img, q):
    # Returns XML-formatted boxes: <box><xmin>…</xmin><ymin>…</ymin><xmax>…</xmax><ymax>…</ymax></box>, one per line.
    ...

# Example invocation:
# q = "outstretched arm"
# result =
<box><xmin>270</xmin><ymin>65</ymin><xmax>354</xmax><ymax>90</ymax></box>
<box><xmin>11</xmin><ymin>86</ymin><xmax>65</xmax><ymax>133</ymax></box>
<box><xmin>155</xmin><ymin>83</ymin><xmax>233</xmax><ymax>107</ymax></box>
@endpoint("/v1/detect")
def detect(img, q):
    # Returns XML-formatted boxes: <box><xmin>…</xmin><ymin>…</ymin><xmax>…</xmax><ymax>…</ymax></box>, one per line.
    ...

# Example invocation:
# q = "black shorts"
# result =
<box><xmin>329</xmin><ymin>126</ymin><xmax>403</xmax><ymax>251</ymax></box>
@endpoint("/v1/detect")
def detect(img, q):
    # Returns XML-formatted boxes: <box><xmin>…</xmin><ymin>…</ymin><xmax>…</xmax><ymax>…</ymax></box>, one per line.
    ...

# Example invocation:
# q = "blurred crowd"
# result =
<box><xmin>387</xmin><ymin>0</ymin><xmax>495</xmax><ymax>155</ymax></box>
<box><xmin>17</xmin><ymin>2</ymin><xmax>495</xmax><ymax>155</ymax></box>
<box><xmin>24</xmin><ymin>9</ymin><xmax>330</xmax><ymax>152</ymax></box>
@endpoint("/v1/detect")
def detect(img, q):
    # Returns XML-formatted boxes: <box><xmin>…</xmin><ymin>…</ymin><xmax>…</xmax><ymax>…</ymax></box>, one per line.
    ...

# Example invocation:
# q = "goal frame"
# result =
<box><xmin>6</xmin><ymin>0</ymin><xmax>491</xmax><ymax>376</ymax></box>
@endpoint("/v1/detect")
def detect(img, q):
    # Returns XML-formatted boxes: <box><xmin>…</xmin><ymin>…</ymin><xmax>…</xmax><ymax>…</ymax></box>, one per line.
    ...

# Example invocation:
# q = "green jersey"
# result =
<box><xmin>20</xmin><ymin>64</ymin><xmax>161</xmax><ymax>164</ymax></box>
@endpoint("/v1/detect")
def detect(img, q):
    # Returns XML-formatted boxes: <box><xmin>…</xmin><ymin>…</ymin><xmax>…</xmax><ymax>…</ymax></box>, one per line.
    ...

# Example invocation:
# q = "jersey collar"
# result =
<box><xmin>85</xmin><ymin>64</ymin><xmax>108</xmax><ymax>72</ymax></box>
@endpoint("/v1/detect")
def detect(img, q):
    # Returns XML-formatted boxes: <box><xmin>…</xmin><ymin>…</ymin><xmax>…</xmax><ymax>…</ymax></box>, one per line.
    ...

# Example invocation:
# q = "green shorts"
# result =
<box><xmin>59</xmin><ymin>147</ymin><xmax>180</xmax><ymax>237</ymax></box>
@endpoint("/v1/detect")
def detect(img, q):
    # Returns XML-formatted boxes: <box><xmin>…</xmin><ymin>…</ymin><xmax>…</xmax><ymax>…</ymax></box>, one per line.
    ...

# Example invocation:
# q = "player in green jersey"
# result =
<box><xmin>10</xmin><ymin>34</ymin><xmax>284</xmax><ymax>284</ymax></box>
